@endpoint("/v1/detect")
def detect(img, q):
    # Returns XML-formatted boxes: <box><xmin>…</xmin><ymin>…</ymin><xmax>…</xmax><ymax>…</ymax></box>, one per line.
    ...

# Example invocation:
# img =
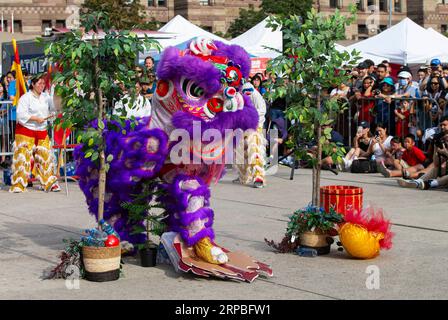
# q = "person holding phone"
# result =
<box><xmin>9</xmin><ymin>74</ymin><xmax>59</xmax><ymax>193</ymax></box>
<box><xmin>367</xmin><ymin>123</ymin><xmax>393</xmax><ymax>165</ymax></box>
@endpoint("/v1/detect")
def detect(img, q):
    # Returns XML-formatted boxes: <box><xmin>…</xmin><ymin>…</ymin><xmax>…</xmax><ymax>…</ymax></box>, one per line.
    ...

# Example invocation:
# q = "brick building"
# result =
<box><xmin>407</xmin><ymin>0</ymin><xmax>448</xmax><ymax>34</ymax></box>
<box><xmin>0</xmin><ymin>0</ymin><xmax>261</xmax><ymax>35</ymax></box>
<box><xmin>1</xmin><ymin>0</ymin><xmax>447</xmax><ymax>38</ymax></box>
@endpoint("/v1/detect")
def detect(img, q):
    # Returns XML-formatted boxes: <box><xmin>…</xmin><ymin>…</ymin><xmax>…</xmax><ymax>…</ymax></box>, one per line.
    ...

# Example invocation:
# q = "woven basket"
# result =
<box><xmin>300</xmin><ymin>231</ymin><xmax>329</xmax><ymax>248</ymax></box>
<box><xmin>82</xmin><ymin>245</ymin><xmax>121</xmax><ymax>282</ymax></box>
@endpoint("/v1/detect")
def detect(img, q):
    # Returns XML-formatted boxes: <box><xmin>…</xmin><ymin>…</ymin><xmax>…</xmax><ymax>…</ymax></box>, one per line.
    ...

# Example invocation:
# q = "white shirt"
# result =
<box><xmin>114</xmin><ymin>94</ymin><xmax>151</xmax><ymax>119</ymax></box>
<box><xmin>17</xmin><ymin>91</ymin><xmax>54</xmax><ymax>131</ymax></box>
<box><xmin>373</xmin><ymin>135</ymin><xmax>393</xmax><ymax>159</ymax></box>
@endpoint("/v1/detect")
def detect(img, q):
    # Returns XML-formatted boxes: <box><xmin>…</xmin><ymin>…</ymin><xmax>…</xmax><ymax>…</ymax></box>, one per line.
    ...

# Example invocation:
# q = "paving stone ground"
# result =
<box><xmin>0</xmin><ymin>167</ymin><xmax>447</xmax><ymax>300</ymax></box>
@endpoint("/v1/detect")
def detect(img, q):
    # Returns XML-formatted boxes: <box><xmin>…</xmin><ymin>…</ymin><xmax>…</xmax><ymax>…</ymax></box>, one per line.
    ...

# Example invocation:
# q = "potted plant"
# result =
<box><xmin>264</xmin><ymin>7</ymin><xmax>361</xmax><ymax>254</ymax></box>
<box><xmin>44</xmin><ymin>10</ymin><xmax>158</xmax><ymax>280</ymax></box>
<box><xmin>123</xmin><ymin>182</ymin><xmax>167</xmax><ymax>267</ymax></box>
<box><xmin>266</xmin><ymin>205</ymin><xmax>343</xmax><ymax>255</ymax></box>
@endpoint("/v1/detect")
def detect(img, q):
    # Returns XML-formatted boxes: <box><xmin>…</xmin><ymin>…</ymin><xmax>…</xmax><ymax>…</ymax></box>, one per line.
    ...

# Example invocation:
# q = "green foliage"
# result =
<box><xmin>121</xmin><ymin>181</ymin><xmax>167</xmax><ymax>250</ymax></box>
<box><xmin>45</xmin><ymin>10</ymin><xmax>160</xmax><ymax>166</ymax></box>
<box><xmin>261</xmin><ymin>0</ymin><xmax>313</xmax><ymax>18</ymax></box>
<box><xmin>286</xmin><ymin>206</ymin><xmax>344</xmax><ymax>239</ymax></box>
<box><xmin>227</xmin><ymin>0</ymin><xmax>313</xmax><ymax>38</ymax></box>
<box><xmin>45</xmin><ymin>239</ymin><xmax>84</xmax><ymax>280</ymax></box>
<box><xmin>83</xmin><ymin>0</ymin><xmax>147</xmax><ymax>30</ymax></box>
<box><xmin>226</xmin><ymin>7</ymin><xmax>266</xmax><ymax>38</ymax></box>
<box><xmin>265</xmin><ymin>6</ymin><xmax>361</xmax><ymax>166</ymax></box>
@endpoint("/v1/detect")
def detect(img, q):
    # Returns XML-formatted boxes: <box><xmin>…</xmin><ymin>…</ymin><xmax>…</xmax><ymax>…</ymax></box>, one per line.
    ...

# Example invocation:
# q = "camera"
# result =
<box><xmin>433</xmin><ymin>132</ymin><xmax>445</xmax><ymax>149</ymax></box>
<box><xmin>373</xmin><ymin>89</ymin><xmax>381</xmax><ymax>96</ymax></box>
<box><xmin>375</xmin><ymin>130</ymin><xmax>380</xmax><ymax>138</ymax></box>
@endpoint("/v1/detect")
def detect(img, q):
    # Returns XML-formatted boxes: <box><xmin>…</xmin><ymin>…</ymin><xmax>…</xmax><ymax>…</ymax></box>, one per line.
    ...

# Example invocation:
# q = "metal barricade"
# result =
<box><xmin>331</xmin><ymin>97</ymin><xmax>443</xmax><ymax>149</ymax></box>
<box><xmin>0</xmin><ymin>100</ymin><xmax>15</xmax><ymax>158</ymax></box>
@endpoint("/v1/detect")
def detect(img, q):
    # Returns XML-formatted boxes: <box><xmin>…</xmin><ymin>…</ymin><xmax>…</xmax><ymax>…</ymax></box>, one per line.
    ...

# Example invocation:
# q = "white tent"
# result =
<box><xmin>426</xmin><ymin>28</ymin><xmax>448</xmax><ymax>63</ymax></box>
<box><xmin>335</xmin><ymin>43</ymin><xmax>388</xmax><ymax>65</ymax></box>
<box><xmin>348</xmin><ymin>18</ymin><xmax>448</xmax><ymax>65</ymax></box>
<box><xmin>157</xmin><ymin>15</ymin><xmax>229</xmax><ymax>48</ymax></box>
<box><xmin>230</xmin><ymin>18</ymin><xmax>282</xmax><ymax>58</ymax></box>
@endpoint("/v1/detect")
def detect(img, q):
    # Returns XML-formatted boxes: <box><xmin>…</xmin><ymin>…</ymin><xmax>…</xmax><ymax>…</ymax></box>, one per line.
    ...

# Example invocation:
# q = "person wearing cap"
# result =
<box><xmin>338</xmin><ymin>120</ymin><xmax>373</xmax><ymax>171</ymax></box>
<box><xmin>420</xmin><ymin>58</ymin><xmax>448</xmax><ymax>92</ymax></box>
<box><xmin>140</xmin><ymin>73</ymin><xmax>157</xmax><ymax>100</ymax></box>
<box><xmin>395</xmin><ymin>70</ymin><xmax>419</xmax><ymax>99</ymax></box>
<box><xmin>374</xmin><ymin>77</ymin><xmax>396</xmax><ymax>132</ymax></box>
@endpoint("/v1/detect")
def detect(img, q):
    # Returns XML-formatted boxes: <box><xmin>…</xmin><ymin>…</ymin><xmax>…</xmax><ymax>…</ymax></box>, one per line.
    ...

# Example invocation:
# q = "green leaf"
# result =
<box><xmin>88</xmin><ymin>138</ymin><xmax>94</xmax><ymax>146</ymax></box>
<box><xmin>84</xmin><ymin>151</ymin><xmax>92</xmax><ymax>158</ymax></box>
<box><xmin>107</xmin><ymin>154</ymin><xmax>114</xmax><ymax>162</ymax></box>
<box><xmin>98</xmin><ymin>121</ymin><xmax>105</xmax><ymax>130</ymax></box>
<box><xmin>91</xmin><ymin>151</ymin><xmax>99</xmax><ymax>161</ymax></box>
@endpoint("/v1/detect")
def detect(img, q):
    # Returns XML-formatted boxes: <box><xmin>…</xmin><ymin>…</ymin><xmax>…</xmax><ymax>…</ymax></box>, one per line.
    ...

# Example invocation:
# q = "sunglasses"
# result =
<box><xmin>431</xmin><ymin>82</ymin><xmax>439</xmax><ymax>85</ymax></box>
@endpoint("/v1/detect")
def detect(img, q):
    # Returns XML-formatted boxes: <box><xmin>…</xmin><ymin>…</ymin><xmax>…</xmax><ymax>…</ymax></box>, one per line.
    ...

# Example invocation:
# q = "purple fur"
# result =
<box><xmin>214</xmin><ymin>41</ymin><xmax>251</xmax><ymax>78</ymax></box>
<box><xmin>178</xmin><ymin>207</ymin><xmax>214</xmax><ymax>229</ymax></box>
<box><xmin>156</xmin><ymin>47</ymin><xmax>222</xmax><ymax>98</ymax></box>
<box><xmin>178</xmin><ymin>227</ymin><xmax>215</xmax><ymax>247</ymax></box>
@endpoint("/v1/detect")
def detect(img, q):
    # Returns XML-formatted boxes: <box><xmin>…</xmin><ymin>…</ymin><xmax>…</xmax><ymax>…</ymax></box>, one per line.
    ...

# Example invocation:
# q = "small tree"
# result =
<box><xmin>45</xmin><ymin>11</ymin><xmax>159</xmax><ymax>228</ymax></box>
<box><xmin>265</xmin><ymin>6</ymin><xmax>361</xmax><ymax>206</ymax></box>
<box><xmin>83</xmin><ymin>0</ymin><xmax>147</xmax><ymax>30</ymax></box>
<box><xmin>227</xmin><ymin>0</ymin><xmax>313</xmax><ymax>38</ymax></box>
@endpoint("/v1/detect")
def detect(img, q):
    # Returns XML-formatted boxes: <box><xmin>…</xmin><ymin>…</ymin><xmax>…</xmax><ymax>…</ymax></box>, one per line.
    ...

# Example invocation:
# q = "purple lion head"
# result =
<box><xmin>154</xmin><ymin>37</ymin><xmax>258</xmax><ymax>133</ymax></box>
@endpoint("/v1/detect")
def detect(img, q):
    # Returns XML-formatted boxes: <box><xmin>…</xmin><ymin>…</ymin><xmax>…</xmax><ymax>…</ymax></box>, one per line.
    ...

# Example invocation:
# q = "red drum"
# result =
<box><xmin>320</xmin><ymin>185</ymin><xmax>363</xmax><ymax>216</ymax></box>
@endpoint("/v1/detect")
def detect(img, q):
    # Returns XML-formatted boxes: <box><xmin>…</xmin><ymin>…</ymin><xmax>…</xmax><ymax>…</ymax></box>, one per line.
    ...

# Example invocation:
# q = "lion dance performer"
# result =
<box><xmin>234</xmin><ymin>82</ymin><xmax>267</xmax><ymax>188</ymax></box>
<box><xmin>10</xmin><ymin>75</ymin><xmax>60</xmax><ymax>193</ymax></box>
<box><xmin>75</xmin><ymin>38</ymin><xmax>273</xmax><ymax>281</ymax></box>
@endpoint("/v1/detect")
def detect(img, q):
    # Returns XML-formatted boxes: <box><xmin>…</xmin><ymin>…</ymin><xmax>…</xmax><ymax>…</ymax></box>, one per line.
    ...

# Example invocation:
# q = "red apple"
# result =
<box><xmin>105</xmin><ymin>235</ymin><xmax>120</xmax><ymax>247</ymax></box>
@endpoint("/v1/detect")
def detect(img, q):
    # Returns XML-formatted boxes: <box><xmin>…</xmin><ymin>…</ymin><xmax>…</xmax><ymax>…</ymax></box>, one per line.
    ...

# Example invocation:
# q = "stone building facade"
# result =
<box><xmin>407</xmin><ymin>0</ymin><xmax>448</xmax><ymax>34</ymax></box>
<box><xmin>316</xmin><ymin>0</ymin><xmax>408</xmax><ymax>40</ymax></box>
<box><xmin>0</xmin><ymin>0</ymin><xmax>261</xmax><ymax>35</ymax></box>
<box><xmin>1</xmin><ymin>0</ymin><xmax>447</xmax><ymax>38</ymax></box>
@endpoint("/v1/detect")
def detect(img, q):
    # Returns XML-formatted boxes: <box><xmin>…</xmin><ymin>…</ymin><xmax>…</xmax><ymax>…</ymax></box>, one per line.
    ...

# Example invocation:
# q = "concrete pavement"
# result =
<box><xmin>0</xmin><ymin>167</ymin><xmax>447</xmax><ymax>300</ymax></box>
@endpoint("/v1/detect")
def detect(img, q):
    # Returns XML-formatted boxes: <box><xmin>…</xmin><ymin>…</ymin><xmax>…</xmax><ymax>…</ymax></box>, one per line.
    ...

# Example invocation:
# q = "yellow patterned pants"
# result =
<box><xmin>9</xmin><ymin>125</ymin><xmax>57</xmax><ymax>193</ymax></box>
<box><xmin>235</xmin><ymin>127</ymin><xmax>266</xmax><ymax>186</ymax></box>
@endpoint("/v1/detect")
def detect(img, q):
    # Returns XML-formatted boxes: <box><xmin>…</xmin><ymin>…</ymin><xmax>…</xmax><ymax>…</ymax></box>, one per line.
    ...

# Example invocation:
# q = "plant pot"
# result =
<box><xmin>299</xmin><ymin>231</ymin><xmax>332</xmax><ymax>255</ymax></box>
<box><xmin>82</xmin><ymin>245</ymin><xmax>121</xmax><ymax>282</ymax></box>
<box><xmin>140</xmin><ymin>247</ymin><xmax>157</xmax><ymax>267</ymax></box>
<box><xmin>320</xmin><ymin>185</ymin><xmax>363</xmax><ymax>216</ymax></box>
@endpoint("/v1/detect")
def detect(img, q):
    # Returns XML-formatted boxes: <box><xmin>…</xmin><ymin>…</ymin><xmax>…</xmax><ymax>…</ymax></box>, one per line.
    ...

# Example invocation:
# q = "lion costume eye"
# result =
<box><xmin>180</xmin><ymin>77</ymin><xmax>205</xmax><ymax>100</ymax></box>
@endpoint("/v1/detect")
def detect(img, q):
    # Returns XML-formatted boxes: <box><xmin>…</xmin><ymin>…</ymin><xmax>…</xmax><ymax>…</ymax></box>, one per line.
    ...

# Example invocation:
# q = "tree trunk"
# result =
<box><xmin>94</xmin><ymin>35</ymin><xmax>106</xmax><ymax>229</ymax></box>
<box><xmin>312</xmin><ymin>92</ymin><xmax>322</xmax><ymax>207</ymax></box>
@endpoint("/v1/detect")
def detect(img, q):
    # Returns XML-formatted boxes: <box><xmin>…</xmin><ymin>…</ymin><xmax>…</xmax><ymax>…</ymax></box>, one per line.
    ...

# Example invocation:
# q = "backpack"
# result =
<box><xmin>351</xmin><ymin>159</ymin><xmax>377</xmax><ymax>173</ymax></box>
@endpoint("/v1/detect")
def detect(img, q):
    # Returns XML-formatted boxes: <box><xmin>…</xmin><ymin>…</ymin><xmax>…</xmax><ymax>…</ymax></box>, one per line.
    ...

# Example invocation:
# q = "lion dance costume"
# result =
<box><xmin>75</xmin><ymin>38</ymin><xmax>273</xmax><ymax>281</ymax></box>
<box><xmin>235</xmin><ymin>83</ymin><xmax>267</xmax><ymax>188</ymax></box>
<box><xmin>339</xmin><ymin>207</ymin><xmax>394</xmax><ymax>259</ymax></box>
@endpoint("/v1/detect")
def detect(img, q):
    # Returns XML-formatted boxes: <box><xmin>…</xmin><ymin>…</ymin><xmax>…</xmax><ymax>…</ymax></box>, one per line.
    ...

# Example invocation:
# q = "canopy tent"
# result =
<box><xmin>230</xmin><ymin>18</ymin><xmax>282</xmax><ymax>59</ymax></box>
<box><xmin>426</xmin><ymin>28</ymin><xmax>448</xmax><ymax>63</ymax></box>
<box><xmin>335</xmin><ymin>43</ymin><xmax>388</xmax><ymax>65</ymax></box>
<box><xmin>140</xmin><ymin>15</ymin><xmax>230</xmax><ymax>62</ymax></box>
<box><xmin>157</xmin><ymin>15</ymin><xmax>229</xmax><ymax>48</ymax></box>
<box><xmin>348</xmin><ymin>18</ymin><xmax>448</xmax><ymax>65</ymax></box>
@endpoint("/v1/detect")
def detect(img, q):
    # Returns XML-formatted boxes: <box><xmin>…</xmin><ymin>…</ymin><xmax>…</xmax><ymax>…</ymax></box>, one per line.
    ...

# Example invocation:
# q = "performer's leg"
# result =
<box><xmin>9</xmin><ymin>134</ymin><xmax>34</xmax><ymax>193</ymax></box>
<box><xmin>247</xmin><ymin>127</ymin><xmax>266</xmax><ymax>187</ymax></box>
<box><xmin>34</xmin><ymin>136</ymin><xmax>58</xmax><ymax>191</ymax></box>
<box><xmin>162</xmin><ymin>173</ymin><xmax>228</xmax><ymax>264</ymax></box>
<box><xmin>235</xmin><ymin>132</ymin><xmax>251</xmax><ymax>185</ymax></box>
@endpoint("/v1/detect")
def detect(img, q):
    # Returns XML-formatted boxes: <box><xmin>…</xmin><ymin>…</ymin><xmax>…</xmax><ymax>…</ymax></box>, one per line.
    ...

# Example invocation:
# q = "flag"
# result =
<box><xmin>10</xmin><ymin>39</ymin><xmax>27</xmax><ymax>106</ymax></box>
